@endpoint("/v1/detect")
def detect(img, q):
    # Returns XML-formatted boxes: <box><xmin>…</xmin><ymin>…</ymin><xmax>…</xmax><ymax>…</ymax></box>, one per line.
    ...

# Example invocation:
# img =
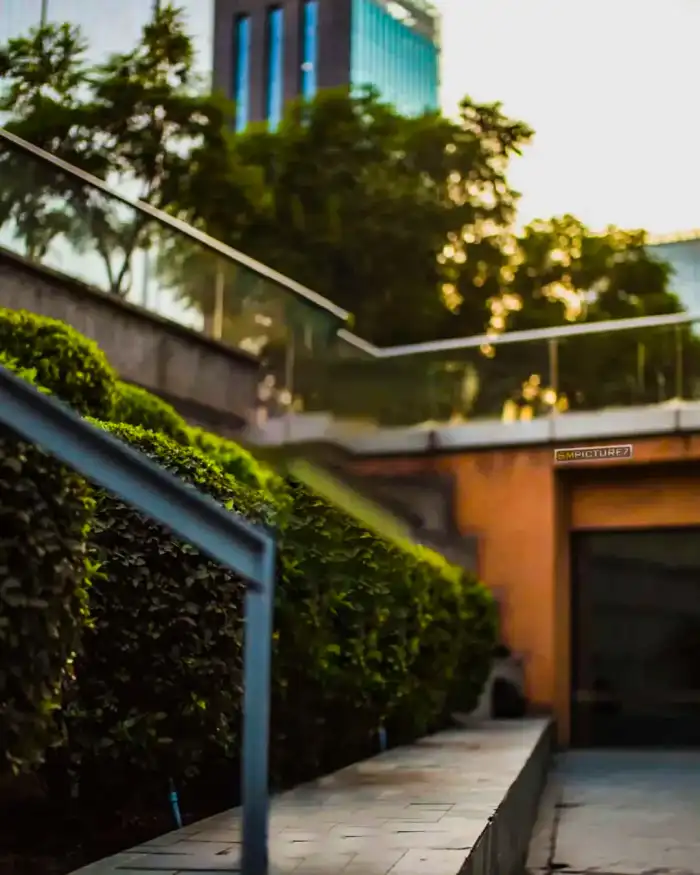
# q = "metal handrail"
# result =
<box><xmin>0</xmin><ymin>365</ymin><xmax>275</xmax><ymax>875</ymax></box>
<box><xmin>338</xmin><ymin>310</ymin><xmax>700</xmax><ymax>360</ymax></box>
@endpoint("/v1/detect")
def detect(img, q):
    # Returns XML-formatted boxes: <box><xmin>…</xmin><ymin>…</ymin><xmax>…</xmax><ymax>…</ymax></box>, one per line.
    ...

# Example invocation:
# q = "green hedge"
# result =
<box><xmin>112</xmin><ymin>381</ymin><xmax>191</xmax><ymax>443</ymax></box>
<box><xmin>62</xmin><ymin>423</ymin><xmax>278</xmax><ymax>789</ymax></box>
<box><xmin>0</xmin><ymin>353</ymin><xmax>94</xmax><ymax>774</ymax></box>
<box><xmin>0</xmin><ymin>305</ymin><xmax>498</xmax><ymax>794</ymax></box>
<box><xmin>58</xmin><ymin>430</ymin><xmax>496</xmax><ymax>791</ymax></box>
<box><xmin>387</xmin><ymin>548</ymin><xmax>497</xmax><ymax>742</ymax></box>
<box><xmin>271</xmin><ymin>482</ymin><xmax>496</xmax><ymax>780</ymax></box>
<box><xmin>188</xmin><ymin>425</ymin><xmax>280</xmax><ymax>493</ymax></box>
<box><xmin>0</xmin><ymin>308</ymin><xmax>117</xmax><ymax>418</ymax></box>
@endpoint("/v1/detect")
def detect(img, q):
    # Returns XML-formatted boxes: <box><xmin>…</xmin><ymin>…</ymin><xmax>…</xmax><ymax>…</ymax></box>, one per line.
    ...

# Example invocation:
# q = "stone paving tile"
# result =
<box><xmin>543</xmin><ymin>751</ymin><xmax>700</xmax><ymax>875</ymax></box>
<box><xmin>69</xmin><ymin>719</ymin><xmax>548</xmax><ymax>875</ymax></box>
<box><xmin>390</xmin><ymin>849</ymin><xmax>470</xmax><ymax>874</ymax></box>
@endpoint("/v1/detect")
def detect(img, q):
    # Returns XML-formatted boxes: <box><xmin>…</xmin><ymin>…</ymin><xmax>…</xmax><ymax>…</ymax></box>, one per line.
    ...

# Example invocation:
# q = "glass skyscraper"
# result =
<box><xmin>0</xmin><ymin>0</ymin><xmax>440</xmax><ymax>129</ymax></box>
<box><xmin>350</xmin><ymin>0</ymin><xmax>439</xmax><ymax>118</ymax></box>
<box><xmin>214</xmin><ymin>0</ymin><xmax>440</xmax><ymax>127</ymax></box>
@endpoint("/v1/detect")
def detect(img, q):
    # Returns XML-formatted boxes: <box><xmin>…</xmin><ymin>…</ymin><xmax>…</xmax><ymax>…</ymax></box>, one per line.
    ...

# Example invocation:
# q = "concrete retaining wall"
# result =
<box><xmin>462</xmin><ymin>719</ymin><xmax>554</xmax><ymax>875</ymax></box>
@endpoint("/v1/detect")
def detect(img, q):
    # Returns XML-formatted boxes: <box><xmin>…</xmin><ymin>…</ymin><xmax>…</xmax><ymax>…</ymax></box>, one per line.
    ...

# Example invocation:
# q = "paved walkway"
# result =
<box><xmin>72</xmin><ymin>718</ymin><xmax>549</xmax><ymax>875</ymax></box>
<box><xmin>528</xmin><ymin>750</ymin><xmax>700</xmax><ymax>875</ymax></box>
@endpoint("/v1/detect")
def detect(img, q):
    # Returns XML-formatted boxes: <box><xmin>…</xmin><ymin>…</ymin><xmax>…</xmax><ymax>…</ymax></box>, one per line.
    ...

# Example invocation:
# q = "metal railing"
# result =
<box><xmin>0</xmin><ymin>365</ymin><xmax>275</xmax><ymax>875</ymax></box>
<box><xmin>338</xmin><ymin>309</ymin><xmax>700</xmax><ymax>358</ymax></box>
<box><xmin>0</xmin><ymin>129</ymin><xmax>349</xmax><ymax>326</ymax></box>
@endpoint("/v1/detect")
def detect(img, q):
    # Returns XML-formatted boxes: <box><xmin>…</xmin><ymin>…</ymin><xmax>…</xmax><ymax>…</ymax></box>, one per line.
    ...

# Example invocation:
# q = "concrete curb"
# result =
<box><xmin>460</xmin><ymin>720</ymin><xmax>554</xmax><ymax>875</ymax></box>
<box><xmin>67</xmin><ymin>719</ymin><xmax>553</xmax><ymax>875</ymax></box>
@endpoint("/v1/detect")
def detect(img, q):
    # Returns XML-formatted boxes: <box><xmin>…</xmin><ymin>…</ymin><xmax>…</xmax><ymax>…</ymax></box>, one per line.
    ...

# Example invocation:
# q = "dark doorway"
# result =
<box><xmin>571</xmin><ymin>528</ymin><xmax>700</xmax><ymax>747</ymax></box>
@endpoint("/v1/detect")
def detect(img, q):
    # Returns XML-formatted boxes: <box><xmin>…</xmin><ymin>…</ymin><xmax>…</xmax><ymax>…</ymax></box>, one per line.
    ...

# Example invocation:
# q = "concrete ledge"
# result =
<box><xmin>258</xmin><ymin>402</ymin><xmax>700</xmax><ymax>457</ymax></box>
<box><xmin>69</xmin><ymin>718</ymin><xmax>553</xmax><ymax>875</ymax></box>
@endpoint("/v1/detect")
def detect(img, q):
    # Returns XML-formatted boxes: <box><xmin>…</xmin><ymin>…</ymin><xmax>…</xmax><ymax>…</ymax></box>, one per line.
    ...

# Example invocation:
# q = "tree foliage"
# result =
<box><xmin>0</xmin><ymin>7</ymin><xmax>262</xmax><ymax>297</ymax></box>
<box><xmin>482</xmin><ymin>216</ymin><xmax>695</xmax><ymax>416</ymax></box>
<box><xmin>196</xmin><ymin>88</ymin><xmax>533</xmax><ymax>347</ymax></box>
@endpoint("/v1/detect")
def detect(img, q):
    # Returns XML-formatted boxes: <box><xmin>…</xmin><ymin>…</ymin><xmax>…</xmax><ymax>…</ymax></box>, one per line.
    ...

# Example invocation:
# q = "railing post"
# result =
<box><xmin>241</xmin><ymin>536</ymin><xmax>277</xmax><ymax>875</ymax></box>
<box><xmin>675</xmin><ymin>323</ymin><xmax>684</xmax><ymax>400</ymax></box>
<box><xmin>548</xmin><ymin>338</ymin><xmax>559</xmax><ymax>415</ymax></box>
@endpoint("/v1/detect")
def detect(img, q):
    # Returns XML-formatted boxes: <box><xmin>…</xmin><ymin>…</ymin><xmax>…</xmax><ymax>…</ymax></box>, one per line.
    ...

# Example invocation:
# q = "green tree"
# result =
<box><xmin>158</xmin><ymin>88</ymin><xmax>532</xmax><ymax>424</ymax></box>
<box><xmin>169</xmin><ymin>88</ymin><xmax>532</xmax><ymax>348</ymax></box>
<box><xmin>474</xmin><ymin>216</ymin><xmax>694</xmax><ymax>416</ymax></box>
<box><xmin>0</xmin><ymin>23</ymin><xmax>92</xmax><ymax>260</ymax></box>
<box><xmin>0</xmin><ymin>5</ymin><xmax>261</xmax><ymax>298</ymax></box>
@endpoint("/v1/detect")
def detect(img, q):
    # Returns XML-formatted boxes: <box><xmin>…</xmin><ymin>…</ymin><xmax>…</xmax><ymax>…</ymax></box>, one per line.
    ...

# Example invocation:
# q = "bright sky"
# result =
<box><xmin>437</xmin><ymin>0</ymin><xmax>700</xmax><ymax>235</ymax></box>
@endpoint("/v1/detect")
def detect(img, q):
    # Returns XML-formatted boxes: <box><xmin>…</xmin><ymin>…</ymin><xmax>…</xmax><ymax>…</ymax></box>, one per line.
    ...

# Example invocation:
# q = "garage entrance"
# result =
<box><xmin>571</xmin><ymin>528</ymin><xmax>700</xmax><ymax>747</ymax></box>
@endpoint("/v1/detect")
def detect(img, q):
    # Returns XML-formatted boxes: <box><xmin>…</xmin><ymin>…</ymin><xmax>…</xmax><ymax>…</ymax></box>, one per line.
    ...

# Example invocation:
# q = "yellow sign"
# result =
<box><xmin>554</xmin><ymin>444</ymin><xmax>633</xmax><ymax>463</ymax></box>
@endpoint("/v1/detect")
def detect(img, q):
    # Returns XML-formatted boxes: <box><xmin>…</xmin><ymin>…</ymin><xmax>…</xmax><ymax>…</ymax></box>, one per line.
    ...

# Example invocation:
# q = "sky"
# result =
<box><xmin>436</xmin><ymin>0</ymin><xmax>700</xmax><ymax>235</ymax></box>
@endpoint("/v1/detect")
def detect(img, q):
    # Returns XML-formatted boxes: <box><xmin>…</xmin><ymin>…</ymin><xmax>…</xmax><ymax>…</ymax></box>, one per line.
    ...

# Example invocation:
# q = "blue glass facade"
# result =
<box><xmin>265</xmin><ymin>5</ymin><xmax>284</xmax><ymax>129</ymax></box>
<box><xmin>233</xmin><ymin>15</ymin><xmax>251</xmax><ymax>131</ymax></box>
<box><xmin>300</xmin><ymin>0</ymin><xmax>319</xmax><ymax>101</ymax></box>
<box><xmin>350</xmin><ymin>0</ymin><xmax>439</xmax><ymax>117</ymax></box>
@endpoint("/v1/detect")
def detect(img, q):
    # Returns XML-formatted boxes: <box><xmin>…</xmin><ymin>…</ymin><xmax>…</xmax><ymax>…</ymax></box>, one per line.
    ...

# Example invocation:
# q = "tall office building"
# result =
<box><xmin>213</xmin><ymin>0</ymin><xmax>441</xmax><ymax>130</ymax></box>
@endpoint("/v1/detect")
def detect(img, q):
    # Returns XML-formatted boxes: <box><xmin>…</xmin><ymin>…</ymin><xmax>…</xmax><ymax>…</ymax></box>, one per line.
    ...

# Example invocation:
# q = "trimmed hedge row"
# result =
<box><xmin>188</xmin><ymin>425</ymin><xmax>281</xmax><ymax>493</ymax></box>
<box><xmin>111</xmin><ymin>381</ymin><xmax>191</xmax><ymax>444</ymax></box>
<box><xmin>0</xmin><ymin>307</ymin><xmax>498</xmax><ymax>792</ymax></box>
<box><xmin>0</xmin><ymin>352</ymin><xmax>95</xmax><ymax>775</ymax></box>
<box><xmin>0</xmin><ymin>308</ymin><xmax>116</xmax><ymax>418</ymax></box>
<box><xmin>62</xmin><ymin>424</ymin><xmax>279</xmax><ymax>787</ymax></box>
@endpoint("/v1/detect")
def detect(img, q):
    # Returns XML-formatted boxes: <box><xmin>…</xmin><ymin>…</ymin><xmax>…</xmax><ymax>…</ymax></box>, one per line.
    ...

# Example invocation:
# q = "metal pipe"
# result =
<box><xmin>547</xmin><ymin>338</ymin><xmax>559</xmax><ymax>416</ymax></box>
<box><xmin>675</xmin><ymin>323</ymin><xmax>684</xmax><ymax>399</ymax></box>
<box><xmin>363</xmin><ymin>311</ymin><xmax>700</xmax><ymax>360</ymax></box>
<box><xmin>339</xmin><ymin>311</ymin><xmax>700</xmax><ymax>360</ymax></box>
<box><xmin>241</xmin><ymin>538</ymin><xmax>276</xmax><ymax>875</ymax></box>
<box><xmin>212</xmin><ymin>265</ymin><xmax>225</xmax><ymax>340</ymax></box>
<box><xmin>0</xmin><ymin>363</ymin><xmax>271</xmax><ymax>589</ymax></box>
<box><xmin>0</xmin><ymin>364</ymin><xmax>277</xmax><ymax>874</ymax></box>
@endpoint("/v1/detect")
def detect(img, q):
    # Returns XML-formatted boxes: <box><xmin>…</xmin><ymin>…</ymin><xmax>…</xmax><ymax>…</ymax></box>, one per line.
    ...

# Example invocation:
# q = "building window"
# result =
<box><xmin>300</xmin><ymin>0</ymin><xmax>318</xmax><ymax>101</ymax></box>
<box><xmin>265</xmin><ymin>5</ymin><xmax>284</xmax><ymax>129</ymax></box>
<box><xmin>233</xmin><ymin>15</ymin><xmax>251</xmax><ymax>132</ymax></box>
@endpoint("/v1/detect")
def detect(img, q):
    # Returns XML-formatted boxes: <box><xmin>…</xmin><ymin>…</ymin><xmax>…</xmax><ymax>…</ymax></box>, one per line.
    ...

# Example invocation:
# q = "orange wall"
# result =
<box><xmin>355</xmin><ymin>434</ymin><xmax>700</xmax><ymax>738</ymax></box>
<box><xmin>354</xmin><ymin>447</ymin><xmax>557</xmax><ymax>707</ymax></box>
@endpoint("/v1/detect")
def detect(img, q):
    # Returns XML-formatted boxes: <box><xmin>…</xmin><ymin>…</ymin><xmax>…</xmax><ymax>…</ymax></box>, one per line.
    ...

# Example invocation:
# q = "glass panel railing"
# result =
<box><xmin>291</xmin><ymin>338</ymin><xmax>554</xmax><ymax>428</ymax></box>
<box><xmin>253</xmin><ymin>316</ymin><xmax>700</xmax><ymax>447</ymax></box>
<box><xmin>553</xmin><ymin>319</ymin><xmax>700</xmax><ymax>412</ymax></box>
<box><xmin>554</xmin><ymin>323</ymin><xmax>669</xmax><ymax>411</ymax></box>
<box><xmin>0</xmin><ymin>131</ymin><xmax>347</xmax><ymax>385</ymax></box>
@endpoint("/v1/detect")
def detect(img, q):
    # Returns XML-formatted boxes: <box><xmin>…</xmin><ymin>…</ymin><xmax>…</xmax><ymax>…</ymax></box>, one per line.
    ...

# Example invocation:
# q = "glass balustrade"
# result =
<box><xmin>1</xmin><ymin>128</ymin><xmax>699</xmax><ymax>470</ymax></box>
<box><xmin>277</xmin><ymin>318</ymin><xmax>700</xmax><ymax>445</ymax></box>
<box><xmin>0</xmin><ymin>130</ymin><xmax>347</xmax><ymax>407</ymax></box>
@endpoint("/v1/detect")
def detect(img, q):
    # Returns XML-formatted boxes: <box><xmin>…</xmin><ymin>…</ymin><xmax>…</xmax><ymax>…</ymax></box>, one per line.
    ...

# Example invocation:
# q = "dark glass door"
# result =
<box><xmin>571</xmin><ymin>528</ymin><xmax>700</xmax><ymax>747</ymax></box>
